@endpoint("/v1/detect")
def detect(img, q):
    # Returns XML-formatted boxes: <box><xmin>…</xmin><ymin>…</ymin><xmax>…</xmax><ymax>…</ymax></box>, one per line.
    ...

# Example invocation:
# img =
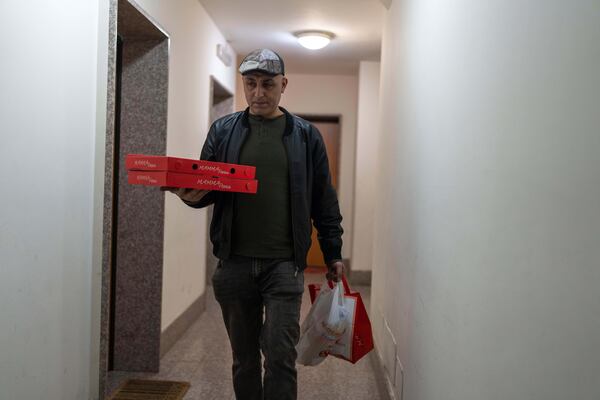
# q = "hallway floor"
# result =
<box><xmin>107</xmin><ymin>272</ymin><xmax>384</xmax><ymax>400</ymax></box>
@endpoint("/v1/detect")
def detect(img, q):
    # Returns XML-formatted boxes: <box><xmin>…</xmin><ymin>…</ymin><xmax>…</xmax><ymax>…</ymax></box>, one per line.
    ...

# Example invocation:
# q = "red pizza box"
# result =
<box><xmin>128</xmin><ymin>170</ymin><xmax>258</xmax><ymax>194</ymax></box>
<box><xmin>126</xmin><ymin>154</ymin><xmax>256</xmax><ymax>180</ymax></box>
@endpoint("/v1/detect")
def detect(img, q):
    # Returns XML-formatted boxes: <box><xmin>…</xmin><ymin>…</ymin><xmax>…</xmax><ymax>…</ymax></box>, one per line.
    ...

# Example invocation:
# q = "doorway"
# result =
<box><xmin>297</xmin><ymin>115</ymin><xmax>341</xmax><ymax>268</ymax></box>
<box><xmin>206</xmin><ymin>77</ymin><xmax>234</xmax><ymax>284</ymax></box>
<box><xmin>100</xmin><ymin>0</ymin><xmax>169</xmax><ymax>397</ymax></box>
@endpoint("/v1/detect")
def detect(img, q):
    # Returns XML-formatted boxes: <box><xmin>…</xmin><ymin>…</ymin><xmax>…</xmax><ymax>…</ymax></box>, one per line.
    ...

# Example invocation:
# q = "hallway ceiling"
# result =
<box><xmin>198</xmin><ymin>0</ymin><xmax>386</xmax><ymax>75</ymax></box>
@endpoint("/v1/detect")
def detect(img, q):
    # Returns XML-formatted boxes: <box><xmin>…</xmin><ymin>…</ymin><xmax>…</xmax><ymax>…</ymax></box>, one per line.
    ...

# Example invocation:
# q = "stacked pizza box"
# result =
<box><xmin>126</xmin><ymin>154</ymin><xmax>258</xmax><ymax>194</ymax></box>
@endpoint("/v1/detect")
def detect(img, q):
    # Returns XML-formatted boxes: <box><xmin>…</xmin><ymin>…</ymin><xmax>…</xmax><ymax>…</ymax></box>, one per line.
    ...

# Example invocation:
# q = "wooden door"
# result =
<box><xmin>305</xmin><ymin>119</ymin><xmax>340</xmax><ymax>268</ymax></box>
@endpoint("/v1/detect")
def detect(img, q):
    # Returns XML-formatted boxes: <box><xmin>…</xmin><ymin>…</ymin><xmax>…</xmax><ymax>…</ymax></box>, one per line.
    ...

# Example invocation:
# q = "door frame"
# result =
<box><xmin>296</xmin><ymin>114</ymin><xmax>342</xmax><ymax>268</ymax></box>
<box><xmin>97</xmin><ymin>0</ymin><xmax>170</xmax><ymax>397</ymax></box>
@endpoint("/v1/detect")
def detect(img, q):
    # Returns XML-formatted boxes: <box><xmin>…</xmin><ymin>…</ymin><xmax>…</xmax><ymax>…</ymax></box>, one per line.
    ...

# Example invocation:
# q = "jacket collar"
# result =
<box><xmin>241</xmin><ymin>106</ymin><xmax>294</xmax><ymax>137</ymax></box>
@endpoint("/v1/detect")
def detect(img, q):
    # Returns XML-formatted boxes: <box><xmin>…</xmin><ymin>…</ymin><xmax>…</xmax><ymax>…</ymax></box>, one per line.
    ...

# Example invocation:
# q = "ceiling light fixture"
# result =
<box><xmin>295</xmin><ymin>31</ymin><xmax>335</xmax><ymax>50</ymax></box>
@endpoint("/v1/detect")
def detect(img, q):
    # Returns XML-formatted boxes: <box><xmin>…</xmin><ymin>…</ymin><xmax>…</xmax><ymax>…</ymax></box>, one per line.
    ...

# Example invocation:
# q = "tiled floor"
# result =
<box><xmin>107</xmin><ymin>272</ymin><xmax>384</xmax><ymax>400</ymax></box>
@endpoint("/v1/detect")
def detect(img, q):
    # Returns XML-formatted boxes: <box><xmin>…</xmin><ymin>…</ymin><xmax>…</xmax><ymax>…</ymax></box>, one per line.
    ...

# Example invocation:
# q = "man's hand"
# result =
<box><xmin>326</xmin><ymin>260</ymin><xmax>345</xmax><ymax>282</ymax></box>
<box><xmin>160</xmin><ymin>187</ymin><xmax>209</xmax><ymax>203</ymax></box>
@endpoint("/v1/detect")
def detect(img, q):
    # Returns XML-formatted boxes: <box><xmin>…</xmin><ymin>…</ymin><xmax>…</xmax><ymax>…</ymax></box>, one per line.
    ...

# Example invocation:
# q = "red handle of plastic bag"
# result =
<box><xmin>327</xmin><ymin>275</ymin><xmax>352</xmax><ymax>295</ymax></box>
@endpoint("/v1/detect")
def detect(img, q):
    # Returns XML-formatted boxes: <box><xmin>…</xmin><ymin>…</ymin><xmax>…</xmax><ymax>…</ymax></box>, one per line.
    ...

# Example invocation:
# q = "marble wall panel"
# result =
<box><xmin>111</xmin><ymin>37</ymin><xmax>168</xmax><ymax>372</ymax></box>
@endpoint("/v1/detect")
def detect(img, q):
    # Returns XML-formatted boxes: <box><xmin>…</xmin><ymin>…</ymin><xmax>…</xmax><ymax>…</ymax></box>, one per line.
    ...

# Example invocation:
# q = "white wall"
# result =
<box><xmin>236</xmin><ymin>72</ymin><xmax>359</xmax><ymax>261</ymax></box>
<box><xmin>371</xmin><ymin>1</ymin><xmax>600</xmax><ymax>399</ymax></box>
<box><xmin>133</xmin><ymin>0</ymin><xmax>237</xmax><ymax>330</ymax></box>
<box><xmin>351</xmin><ymin>61</ymin><xmax>380</xmax><ymax>272</ymax></box>
<box><xmin>0</xmin><ymin>1</ymin><xmax>108</xmax><ymax>399</ymax></box>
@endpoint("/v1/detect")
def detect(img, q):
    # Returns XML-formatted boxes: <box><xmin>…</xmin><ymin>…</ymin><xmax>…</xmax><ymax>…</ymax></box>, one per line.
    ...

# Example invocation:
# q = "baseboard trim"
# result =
<box><xmin>350</xmin><ymin>270</ymin><xmax>372</xmax><ymax>286</ymax></box>
<box><xmin>369</xmin><ymin>347</ymin><xmax>396</xmax><ymax>400</ymax></box>
<box><xmin>160</xmin><ymin>291</ymin><xmax>206</xmax><ymax>358</ymax></box>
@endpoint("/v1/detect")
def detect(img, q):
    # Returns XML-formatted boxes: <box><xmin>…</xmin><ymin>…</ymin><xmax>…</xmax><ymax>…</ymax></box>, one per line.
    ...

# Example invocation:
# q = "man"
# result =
<box><xmin>164</xmin><ymin>48</ymin><xmax>345</xmax><ymax>400</ymax></box>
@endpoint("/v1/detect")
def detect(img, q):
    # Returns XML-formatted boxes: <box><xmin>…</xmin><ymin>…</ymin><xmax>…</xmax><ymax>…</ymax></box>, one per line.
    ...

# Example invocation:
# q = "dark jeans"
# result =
<box><xmin>212</xmin><ymin>256</ymin><xmax>304</xmax><ymax>400</ymax></box>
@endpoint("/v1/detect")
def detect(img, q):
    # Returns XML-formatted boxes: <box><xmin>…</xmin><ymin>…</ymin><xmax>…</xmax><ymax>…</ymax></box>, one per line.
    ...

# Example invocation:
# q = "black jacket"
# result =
<box><xmin>185</xmin><ymin>107</ymin><xmax>343</xmax><ymax>270</ymax></box>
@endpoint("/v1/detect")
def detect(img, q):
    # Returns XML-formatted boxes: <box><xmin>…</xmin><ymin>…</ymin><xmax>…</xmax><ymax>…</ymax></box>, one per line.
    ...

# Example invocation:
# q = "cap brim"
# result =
<box><xmin>240</xmin><ymin>68</ymin><xmax>281</xmax><ymax>76</ymax></box>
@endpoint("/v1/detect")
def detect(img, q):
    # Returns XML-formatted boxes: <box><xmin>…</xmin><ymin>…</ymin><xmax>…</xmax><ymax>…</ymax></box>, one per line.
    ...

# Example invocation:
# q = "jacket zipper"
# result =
<box><xmin>283</xmin><ymin>134</ymin><xmax>299</xmax><ymax>268</ymax></box>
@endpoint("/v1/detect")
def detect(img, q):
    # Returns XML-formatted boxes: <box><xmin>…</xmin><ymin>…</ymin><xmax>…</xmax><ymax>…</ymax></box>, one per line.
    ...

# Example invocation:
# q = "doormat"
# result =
<box><xmin>109</xmin><ymin>379</ymin><xmax>190</xmax><ymax>400</ymax></box>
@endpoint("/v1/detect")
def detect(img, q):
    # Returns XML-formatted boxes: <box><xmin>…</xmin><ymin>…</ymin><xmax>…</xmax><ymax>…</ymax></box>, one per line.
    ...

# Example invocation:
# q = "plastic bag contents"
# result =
<box><xmin>296</xmin><ymin>281</ymin><xmax>349</xmax><ymax>366</ymax></box>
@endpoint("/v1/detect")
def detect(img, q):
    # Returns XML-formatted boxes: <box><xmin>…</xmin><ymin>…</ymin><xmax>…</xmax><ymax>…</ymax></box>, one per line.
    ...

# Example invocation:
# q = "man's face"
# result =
<box><xmin>242</xmin><ymin>72</ymin><xmax>288</xmax><ymax>117</ymax></box>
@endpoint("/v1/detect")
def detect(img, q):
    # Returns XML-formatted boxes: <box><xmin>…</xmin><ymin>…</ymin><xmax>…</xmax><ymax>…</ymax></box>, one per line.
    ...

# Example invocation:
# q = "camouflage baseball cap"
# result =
<box><xmin>238</xmin><ymin>48</ymin><xmax>285</xmax><ymax>76</ymax></box>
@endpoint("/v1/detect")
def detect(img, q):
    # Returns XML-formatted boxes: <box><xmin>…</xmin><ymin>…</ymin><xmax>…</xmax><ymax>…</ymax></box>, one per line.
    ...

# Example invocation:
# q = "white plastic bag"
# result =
<box><xmin>296</xmin><ymin>281</ymin><xmax>350</xmax><ymax>366</ymax></box>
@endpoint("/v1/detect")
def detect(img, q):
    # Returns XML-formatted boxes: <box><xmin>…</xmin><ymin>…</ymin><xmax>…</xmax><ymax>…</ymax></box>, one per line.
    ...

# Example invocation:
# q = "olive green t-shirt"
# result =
<box><xmin>231</xmin><ymin>113</ymin><xmax>294</xmax><ymax>259</ymax></box>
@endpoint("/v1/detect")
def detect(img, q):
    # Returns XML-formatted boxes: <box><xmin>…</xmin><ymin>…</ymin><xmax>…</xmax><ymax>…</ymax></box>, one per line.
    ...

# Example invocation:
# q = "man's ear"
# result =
<box><xmin>281</xmin><ymin>76</ymin><xmax>288</xmax><ymax>93</ymax></box>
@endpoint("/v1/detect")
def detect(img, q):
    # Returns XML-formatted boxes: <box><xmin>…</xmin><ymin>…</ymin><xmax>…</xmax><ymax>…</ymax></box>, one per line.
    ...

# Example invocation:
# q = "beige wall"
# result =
<box><xmin>236</xmin><ymin>72</ymin><xmax>359</xmax><ymax>261</ymax></box>
<box><xmin>351</xmin><ymin>61</ymin><xmax>381</xmax><ymax>272</ymax></box>
<box><xmin>134</xmin><ymin>0</ymin><xmax>237</xmax><ymax>331</ymax></box>
<box><xmin>371</xmin><ymin>1</ymin><xmax>600</xmax><ymax>399</ymax></box>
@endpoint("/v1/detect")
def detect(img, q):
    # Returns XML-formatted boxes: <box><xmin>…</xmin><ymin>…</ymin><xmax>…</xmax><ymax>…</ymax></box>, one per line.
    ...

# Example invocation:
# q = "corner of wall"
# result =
<box><xmin>90</xmin><ymin>0</ymin><xmax>112</xmax><ymax>397</ymax></box>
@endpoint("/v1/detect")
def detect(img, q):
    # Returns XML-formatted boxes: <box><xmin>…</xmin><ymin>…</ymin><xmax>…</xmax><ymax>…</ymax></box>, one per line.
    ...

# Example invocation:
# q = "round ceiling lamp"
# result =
<box><xmin>295</xmin><ymin>31</ymin><xmax>335</xmax><ymax>50</ymax></box>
